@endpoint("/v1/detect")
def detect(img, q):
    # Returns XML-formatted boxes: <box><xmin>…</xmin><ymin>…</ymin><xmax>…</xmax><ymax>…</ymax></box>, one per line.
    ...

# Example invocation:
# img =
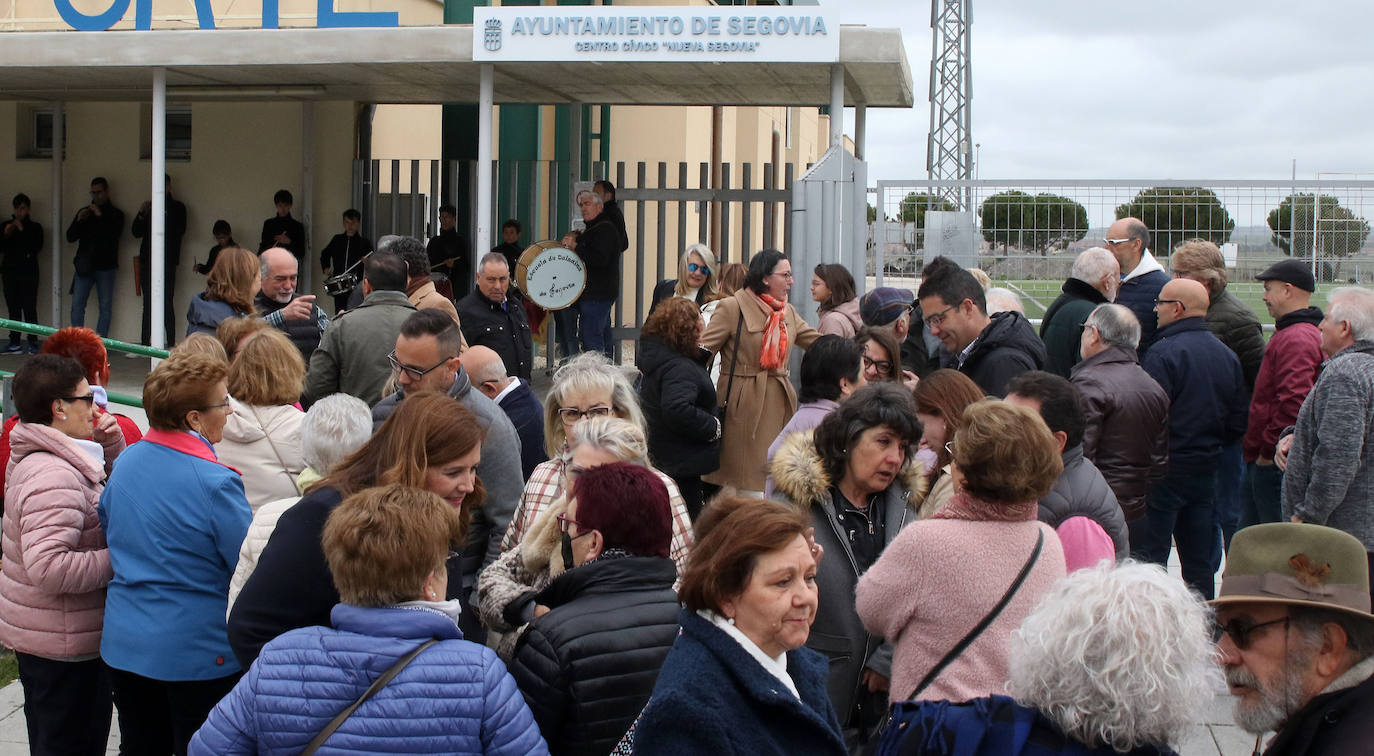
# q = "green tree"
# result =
<box><xmin>867</xmin><ymin>203</ymin><xmax>878</xmax><ymax>223</ymax></box>
<box><xmin>979</xmin><ymin>191</ymin><xmax>1088</xmax><ymax>254</ymax></box>
<box><xmin>1267</xmin><ymin>193</ymin><xmax>1370</xmax><ymax>279</ymax></box>
<box><xmin>1114</xmin><ymin>187</ymin><xmax>1234</xmax><ymax>255</ymax></box>
<box><xmin>895</xmin><ymin>192</ymin><xmax>956</xmax><ymax>248</ymax></box>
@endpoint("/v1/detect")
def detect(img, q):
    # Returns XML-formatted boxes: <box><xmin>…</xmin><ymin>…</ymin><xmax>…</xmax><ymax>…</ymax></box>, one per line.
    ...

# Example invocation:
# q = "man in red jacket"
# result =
<box><xmin>1241</xmin><ymin>259</ymin><xmax>1324</xmax><ymax>528</ymax></box>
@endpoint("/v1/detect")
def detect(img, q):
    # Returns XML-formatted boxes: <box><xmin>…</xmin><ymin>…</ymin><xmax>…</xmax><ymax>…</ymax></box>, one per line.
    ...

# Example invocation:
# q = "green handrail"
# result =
<box><xmin>0</xmin><ymin>318</ymin><xmax>168</xmax><ymax>409</ymax></box>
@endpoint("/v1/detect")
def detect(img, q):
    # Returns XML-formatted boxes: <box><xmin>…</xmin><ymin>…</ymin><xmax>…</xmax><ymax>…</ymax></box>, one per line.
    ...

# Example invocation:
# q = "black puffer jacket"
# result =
<box><xmin>1205</xmin><ymin>289</ymin><xmax>1265</xmax><ymax>391</ymax></box>
<box><xmin>940</xmin><ymin>311</ymin><xmax>1047</xmax><ymax>396</ymax></box>
<box><xmin>507</xmin><ymin>555</ymin><xmax>679</xmax><ymax>756</ymax></box>
<box><xmin>637</xmin><ymin>335</ymin><xmax>720</xmax><ymax>477</ymax></box>
<box><xmin>1037</xmin><ymin>444</ymin><xmax>1128</xmax><ymax>559</ymax></box>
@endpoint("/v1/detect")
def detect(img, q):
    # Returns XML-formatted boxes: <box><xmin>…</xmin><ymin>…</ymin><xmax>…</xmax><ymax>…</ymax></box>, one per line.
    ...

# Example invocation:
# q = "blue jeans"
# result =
<box><xmin>1240</xmin><ymin>461</ymin><xmax>1284</xmax><ymax>528</ymax></box>
<box><xmin>578</xmin><ymin>298</ymin><xmax>615</xmax><ymax>359</ymax></box>
<box><xmin>71</xmin><ymin>269</ymin><xmax>116</xmax><ymax>337</ymax></box>
<box><xmin>553</xmin><ymin>305</ymin><xmax>580</xmax><ymax>359</ymax></box>
<box><xmin>1215</xmin><ymin>441</ymin><xmax>1244</xmax><ymax>551</ymax></box>
<box><xmin>1130</xmin><ymin>469</ymin><xmax>1220</xmax><ymax>599</ymax></box>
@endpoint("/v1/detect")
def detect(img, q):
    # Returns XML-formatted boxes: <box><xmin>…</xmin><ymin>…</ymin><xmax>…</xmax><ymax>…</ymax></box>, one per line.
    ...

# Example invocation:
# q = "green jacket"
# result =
<box><xmin>304</xmin><ymin>290</ymin><xmax>416</xmax><ymax>406</ymax></box>
<box><xmin>1039</xmin><ymin>278</ymin><xmax>1108</xmax><ymax>378</ymax></box>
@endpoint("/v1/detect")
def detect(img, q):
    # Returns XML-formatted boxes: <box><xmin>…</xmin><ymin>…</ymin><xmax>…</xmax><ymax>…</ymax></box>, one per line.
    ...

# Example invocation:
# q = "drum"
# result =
<box><xmin>323</xmin><ymin>271</ymin><xmax>359</xmax><ymax>296</ymax></box>
<box><xmin>515</xmin><ymin>241</ymin><xmax>586</xmax><ymax>310</ymax></box>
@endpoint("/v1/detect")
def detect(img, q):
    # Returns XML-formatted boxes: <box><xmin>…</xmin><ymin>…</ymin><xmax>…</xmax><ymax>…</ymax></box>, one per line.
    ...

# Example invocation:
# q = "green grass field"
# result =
<box><xmin>996</xmin><ymin>280</ymin><xmax>1339</xmax><ymax>329</ymax></box>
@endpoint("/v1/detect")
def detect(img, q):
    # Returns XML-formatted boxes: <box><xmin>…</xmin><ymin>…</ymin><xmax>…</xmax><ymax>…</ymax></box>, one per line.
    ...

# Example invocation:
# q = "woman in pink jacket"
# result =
<box><xmin>0</xmin><ymin>354</ymin><xmax>125</xmax><ymax>754</ymax></box>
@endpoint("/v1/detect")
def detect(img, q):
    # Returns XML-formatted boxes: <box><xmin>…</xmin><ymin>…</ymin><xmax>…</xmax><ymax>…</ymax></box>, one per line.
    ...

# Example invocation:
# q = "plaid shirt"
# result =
<box><xmin>500</xmin><ymin>456</ymin><xmax>695</xmax><ymax>573</ymax></box>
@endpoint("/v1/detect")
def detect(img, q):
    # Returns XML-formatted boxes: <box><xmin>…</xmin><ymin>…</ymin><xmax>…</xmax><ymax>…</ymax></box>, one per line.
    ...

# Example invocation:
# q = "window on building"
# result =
<box><xmin>140</xmin><ymin>106</ymin><xmax>192</xmax><ymax>161</ymax></box>
<box><xmin>15</xmin><ymin>105</ymin><xmax>65</xmax><ymax>159</ymax></box>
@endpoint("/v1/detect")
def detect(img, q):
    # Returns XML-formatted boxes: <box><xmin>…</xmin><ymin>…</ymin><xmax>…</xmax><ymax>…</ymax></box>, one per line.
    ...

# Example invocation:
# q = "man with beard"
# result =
<box><xmin>255</xmin><ymin>247</ymin><xmax>329</xmax><ymax>361</ymax></box>
<box><xmin>1213</xmin><ymin>522</ymin><xmax>1374</xmax><ymax>754</ymax></box>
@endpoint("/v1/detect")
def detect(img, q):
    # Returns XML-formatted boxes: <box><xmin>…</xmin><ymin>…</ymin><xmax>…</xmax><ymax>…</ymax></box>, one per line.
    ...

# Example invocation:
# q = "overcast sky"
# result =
<box><xmin>836</xmin><ymin>0</ymin><xmax>1374</xmax><ymax>184</ymax></box>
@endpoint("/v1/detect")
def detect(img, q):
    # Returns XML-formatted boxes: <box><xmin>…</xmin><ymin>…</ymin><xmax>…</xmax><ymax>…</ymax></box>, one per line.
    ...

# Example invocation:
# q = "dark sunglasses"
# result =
<box><xmin>1213</xmin><ymin>616</ymin><xmax>1289</xmax><ymax>650</ymax></box>
<box><xmin>60</xmin><ymin>393</ymin><xmax>96</xmax><ymax>406</ymax></box>
<box><xmin>686</xmin><ymin>263</ymin><xmax>711</xmax><ymax>275</ymax></box>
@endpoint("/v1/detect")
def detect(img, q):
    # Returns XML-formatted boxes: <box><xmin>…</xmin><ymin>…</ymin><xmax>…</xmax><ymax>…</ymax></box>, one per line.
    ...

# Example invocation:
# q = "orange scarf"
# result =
<box><xmin>757</xmin><ymin>293</ymin><xmax>789</xmax><ymax>370</ymax></box>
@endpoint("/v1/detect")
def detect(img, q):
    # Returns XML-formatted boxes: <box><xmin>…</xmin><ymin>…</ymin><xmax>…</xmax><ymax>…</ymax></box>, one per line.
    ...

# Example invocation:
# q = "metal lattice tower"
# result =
<box><xmin>927</xmin><ymin>0</ymin><xmax>973</xmax><ymax>211</ymax></box>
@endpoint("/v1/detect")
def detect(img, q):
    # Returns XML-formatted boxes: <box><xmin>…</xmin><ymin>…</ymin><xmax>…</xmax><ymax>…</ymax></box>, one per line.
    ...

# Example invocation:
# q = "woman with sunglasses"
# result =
<box><xmin>649</xmin><ymin>243</ymin><xmax>723</xmax><ymax>316</ymax></box>
<box><xmin>0</xmin><ymin>355</ymin><xmax>125</xmax><ymax>755</ymax></box>
<box><xmin>98</xmin><ymin>352</ymin><xmax>252</xmax><ymax>755</ymax></box>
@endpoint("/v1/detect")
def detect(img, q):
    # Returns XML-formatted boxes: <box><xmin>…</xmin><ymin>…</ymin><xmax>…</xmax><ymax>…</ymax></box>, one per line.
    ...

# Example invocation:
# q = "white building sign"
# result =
<box><xmin>474</xmin><ymin>7</ymin><xmax>838</xmax><ymax>63</ymax></box>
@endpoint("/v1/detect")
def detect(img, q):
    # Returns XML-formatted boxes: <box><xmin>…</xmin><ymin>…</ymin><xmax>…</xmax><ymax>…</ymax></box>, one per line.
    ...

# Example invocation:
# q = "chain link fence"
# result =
<box><xmin>869</xmin><ymin>180</ymin><xmax>1374</xmax><ymax>322</ymax></box>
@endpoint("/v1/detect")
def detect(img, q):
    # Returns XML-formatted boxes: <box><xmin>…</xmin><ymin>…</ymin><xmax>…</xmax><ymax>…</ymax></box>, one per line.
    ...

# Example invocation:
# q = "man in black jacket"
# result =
<box><xmin>593</xmin><ymin>179</ymin><xmax>630</xmax><ymax>252</ymax></box>
<box><xmin>258</xmin><ymin>189</ymin><xmax>306</xmax><ymax>260</ymax></box>
<box><xmin>2</xmin><ymin>194</ymin><xmax>42</xmax><ymax>352</ymax></box>
<box><xmin>507</xmin><ymin>462</ymin><xmax>679</xmax><ymax>756</ymax></box>
<box><xmin>66</xmin><ymin>176</ymin><xmax>124</xmax><ymax>337</ymax></box>
<box><xmin>574</xmin><ymin>190</ymin><xmax>625</xmax><ymax>358</ymax></box>
<box><xmin>426</xmin><ymin>203</ymin><xmax>467</xmax><ymax>300</ymax></box>
<box><xmin>456</xmin><ymin>252</ymin><xmax>532</xmax><ymax>380</ymax></box>
<box><xmin>1214</xmin><ymin>523</ymin><xmax>1374</xmax><ymax>755</ymax></box>
<box><xmin>132</xmin><ymin>173</ymin><xmax>187</xmax><ymax>346</ymax></box>
<box><xmin>917</xmin><ymin>255</ymin><xmax>1045</xmax><ymax>396</ymax></box>
<box><xmin>464</xmin><ymin>345</ymin><xmax>547</xmax><ymax>480</ymax></box>
<box><xmin>319</xmin><ymin>208</ymin><xmax>374</xmax><ymax>314</ymax></box>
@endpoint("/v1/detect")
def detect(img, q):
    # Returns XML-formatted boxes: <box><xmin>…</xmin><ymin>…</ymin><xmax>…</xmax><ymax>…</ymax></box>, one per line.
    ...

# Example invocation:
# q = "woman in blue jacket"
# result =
<box><xmin>191</xmin><ymin>484</ymin><xmax>547</xmax><ymax>756</ymax></box>
<box><xmin>98</xmin><ymin>352</ymin><xmax>253</xmax><ymax>755</ymax></box>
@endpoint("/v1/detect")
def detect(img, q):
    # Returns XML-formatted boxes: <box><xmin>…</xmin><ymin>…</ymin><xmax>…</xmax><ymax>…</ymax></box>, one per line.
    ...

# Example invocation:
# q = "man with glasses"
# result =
<box><xmin>463</xmin><ymin>344</ymin><xmax>547</xmax><ymax>479</ymax></box>
<box><xmin>1039</xmin><ymin>247</ymin><xmax>1119</xmax><ymax>378</ymax></box>
<box><xmin>1103</xmin><ymin>216</ymin><xmax>1169</xmax><ymax>355</ymax></box>
<box><xmin>255</xmin><ymin>247</ymin><xmax>329</xmax><ymax>361</ymax></box>
<box><xmin>304</xmin><ymin>252</ymin><xmax>415</xmax><ymax>406</ymax></box>
<box><xmin>371</xmin><ymin>310</ymin><xmax>523</xmax><ymax>639</ymax></box>
<box><xmin>1135</xmin><ymin>278</ymin><xmax>1247</xmax><ymax>599</ymax></box>
<box><xmin>916</xmin><ymin>255</ymin><xmax>1045</xmax><ymax>396</ymax></box>
<box><xmin>1213</xmin><ymin>522</ymin><xmax>1374</xmax><ymax>753</ymax></box>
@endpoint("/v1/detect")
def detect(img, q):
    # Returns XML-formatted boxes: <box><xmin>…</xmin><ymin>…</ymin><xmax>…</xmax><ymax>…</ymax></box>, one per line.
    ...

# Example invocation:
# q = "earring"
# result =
<box><xmin>726</xmin><ymin>616</ymin><xmax>736</xmax><ymax>625</ymax></box>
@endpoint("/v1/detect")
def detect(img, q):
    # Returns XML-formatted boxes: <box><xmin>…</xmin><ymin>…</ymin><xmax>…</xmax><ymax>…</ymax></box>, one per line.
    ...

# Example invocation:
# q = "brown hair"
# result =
<box><xmin>322</xmin><ymin>484</ymin><xmax>466</xmax><ymax>607</ymax></box>
<box><xmin>642</xmin><ymin>297</ymin><xmax>702</xmax><ymax>357</ymax></box>
<box><xmin>205</xmin><ymin>246</ymin><xmax>260</xmax><ymax>313</ymax></box>
<box><xmin>813</xmin><ymin>263</ymin><xmax>857</xmax><ymax>312</ymax></box>
<box><xmin>143</xmin><ymin>352</ymin><xmax>229</xmax><ymax>432</ymax></box>
<box><xmin>316</xmin><ymin>392</ymin><xmax>486</xmax><ymax>511</ymax></box>
<box><xmin>171</xmin><ymin>332</ymin><xmax>229</xmax><ymax>363</ymax></box>
<box><xmin>1170</xmin><ymin>239</ymin><xmax>1227</xmax><ymax>295</ymax></box>
<box><xmin>216</xmin><ymin>316</ymin><xmax>272</xmax><ymax>361</ymax></box>
<box><xmin>953</xmin><ymin>400</ymin><xmax>1063</xmax><ymax>506</ymax></box>
<box><xmin>717</xmin><ymin>262</ymin><xmax>747</xmax><ymax>296</ymax></box>
<box><xmin>913</xmin><ymin>369</ymin><xmax>986</xmax><ymax>469</ymax></box>
<box><xmin>679</xmin><ymin>494</ymin><xmax>811</xmax><ymax>614</ymax></box>
<box><xmin>228</xmin><ymin>328</ymin><xmax>305</xmax><ymax>406</ymax></box>
<box><xmin>854</xmin><ymin>327</ymin><xmax>904</xmax><ymax>383</ymax></box>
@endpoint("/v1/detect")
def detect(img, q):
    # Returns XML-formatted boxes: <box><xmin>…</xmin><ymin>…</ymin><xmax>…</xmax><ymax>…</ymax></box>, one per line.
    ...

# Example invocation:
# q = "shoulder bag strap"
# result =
<box><xmin>298</xmin><ymin>638</ymin><xmax>439</xmax><ymax>756</ymax></box>
<box><xmin>719</xmin><ymin>307</ymin><xmax>746</xmax><ymax>424</ymax></box>
<box><xmin>249</xmin><ymin>405</ymin><xmax>302</xmax><ymax>496</ymax></box>
<box><xmin>907</xmin><ymin>529</ymin><xmax>1045</xmax><ymax>700</ymax></box>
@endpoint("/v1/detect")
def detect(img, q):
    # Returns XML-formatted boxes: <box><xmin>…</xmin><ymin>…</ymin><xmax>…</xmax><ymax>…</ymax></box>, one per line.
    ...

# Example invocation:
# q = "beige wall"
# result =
<box><xmin>0</xmin><ymin>99</ymin><xmax>355</xmax><ymax>344</ymax></box>
<box><xmin>0</xmin><ymin>0</ymin><xmax>442</xmax><ymax>31</ymax></box>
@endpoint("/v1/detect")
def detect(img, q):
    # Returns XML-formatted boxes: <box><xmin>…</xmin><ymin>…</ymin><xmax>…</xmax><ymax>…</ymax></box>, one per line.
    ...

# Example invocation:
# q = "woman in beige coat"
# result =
<box><xmin>701</xmin><ymin>250</ymin><xmax>820</xmax><ymax>492</ymax></box>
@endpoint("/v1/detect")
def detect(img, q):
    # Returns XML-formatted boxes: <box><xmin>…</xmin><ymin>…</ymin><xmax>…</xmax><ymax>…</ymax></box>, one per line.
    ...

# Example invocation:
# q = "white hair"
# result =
<box><xmin>1085</xmin><ymin>303</ymin><xmax>1140</xmax><ymax>349</ymax></box>
<box><xmin>1007</xmin><ymin>561</ymin><xmax>1220</xmax><ymax>752</ymax></box>
<box><xmin>300</xmin><ymin>394</ymin><xmax>374</xmax><ymax>475</ymax></box>
<box><xmin>544</xmin><ymin>351</ymin><xmax>646</xmax><ymax>457</ymax></box>
<box><xmin>1328</xmin><ymin>286</ymin><xmax>1374</xmax><ymax>342</ymax></box>
<box><xmin>985</xmin><ymin>287</ymin><xmax>1024</xmax><ymax>315</ymax></box>
<box><xmin>566</xmin><ymin>416</ymin><xmax>650</xmax><ymax>467</ymax></box>
<box><xmin>1071</xmin><ymin>247</ymin><xmax>1119</xmax><ymax>286</ymax></box>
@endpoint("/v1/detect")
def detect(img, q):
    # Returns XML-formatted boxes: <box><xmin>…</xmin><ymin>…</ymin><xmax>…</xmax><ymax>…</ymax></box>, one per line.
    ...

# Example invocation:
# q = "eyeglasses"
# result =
<box><xmin>199</xmin><ymin>398</ymin><xmax>231</xmax><ymax>412</ymax></box>
<box><xmin>924</xmin><ymin>303</ymin><xmax>958</xmax><ymax>328</ymax></box>
<box><xmin>862</xmin><ymin>355</ymin><xmax>893</xmax><ymax>376</ymax></box>
<box><xmin>771</xmin><ymin>270</ymin><xmax>795</xmax><ymax>279</ymax></box>
<box><xmin>1213</xmin><ymin>616</ymin><xmax>1289</xmax><ymax>650</ymax></box>
<box><xmin>1153</xmin><ymin>298</ymin><xmax>1182</xmax><ymax>307</ymax></box>
<box><xmin>60</xmin><ymin>393</ymin><xmax>96</xmax><ymax>406</ymax></box>
<box><xmin>556</xmin><ymin>514</ymin><xmax>591</xmax><ymax>537</ymax></box>
<box><xmin>387</xmin><ymin>350</ymin><xmax>451</xmax><ymax>380</ymax></box>
<box><xmin>557</xmin><ymin>405</ymin><xmax>613</xmax><ymax>424</ymax></box>
<box><xmin>686</xmin><ymin>263</ymin><xmax>711</xmax><ymax>275</ymax></box>
<box><xmin>1104</xmin><ymin>237</ymin><xmax>1133</xmax><ymax>246</ymax></box>
<box><xmin>1079</xmin><ymin>323</ymin><xmax>1098</xmax><ymax>333</ymax></box>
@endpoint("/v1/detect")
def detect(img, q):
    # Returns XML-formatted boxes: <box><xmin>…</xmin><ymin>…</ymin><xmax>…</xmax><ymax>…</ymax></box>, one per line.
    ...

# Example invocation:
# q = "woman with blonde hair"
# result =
<box><xmin>215</xmin><ymin>329</ymin><xmax>307</xmax><ymax>512</ymax></box>
<box><xmin>479</xmin><ymin>416</ymin><xmax>693</xmax><ymax>659</ymax></box>
<box><xmin>650</xmin><ymin>242</ymin><xmax>722</xmax><ymax>314</ymax></box>
<box><xmin>186</xmin><ymin>247</ymin><xmax>260</xmax><ymax>337</ymax></box>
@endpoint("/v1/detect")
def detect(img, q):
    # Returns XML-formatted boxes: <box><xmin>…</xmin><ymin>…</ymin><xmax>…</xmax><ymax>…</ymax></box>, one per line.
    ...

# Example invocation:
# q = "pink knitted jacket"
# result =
<box><xmin>855</xmin><ymin>517</ymin><xmax>1065</xmax><ymax>704</ymax></box>
<box><xmin>0</xmin><ymin>422</ymin><xmax>122</xmax><ymax>658</ymax></box>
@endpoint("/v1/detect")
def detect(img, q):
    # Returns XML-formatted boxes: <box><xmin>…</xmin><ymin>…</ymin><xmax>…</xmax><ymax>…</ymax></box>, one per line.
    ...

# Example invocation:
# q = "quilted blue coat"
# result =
<box><xmin>189</xmin><ymin>604</ymin><xmax>548</xmax><ymax>756</ymax></box>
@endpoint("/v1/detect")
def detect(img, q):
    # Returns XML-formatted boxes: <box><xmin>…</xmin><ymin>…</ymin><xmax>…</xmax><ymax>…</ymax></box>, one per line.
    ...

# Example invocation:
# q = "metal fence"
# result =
<box><xmin>871</xmin><ymin>179</ymin><xmax>1374</xmax><ymax>318</ymax></box>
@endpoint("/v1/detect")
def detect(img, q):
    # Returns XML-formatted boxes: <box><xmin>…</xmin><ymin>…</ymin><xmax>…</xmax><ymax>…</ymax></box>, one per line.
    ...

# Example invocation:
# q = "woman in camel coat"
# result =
<box><xmin>701</xmin><ymin>250</ymin><xmax>819</xmax><ymax>492</ymax></box>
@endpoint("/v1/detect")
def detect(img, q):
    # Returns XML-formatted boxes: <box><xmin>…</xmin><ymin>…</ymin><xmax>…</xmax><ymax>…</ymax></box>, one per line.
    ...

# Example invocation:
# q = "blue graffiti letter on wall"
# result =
<box><xmin>54</xmin><ymin>0</ymin><xmax>131</xmax><ymax>31</ymax></box>
<box><xmin>316</xmin><ymin>0</ymin><xmax>397</xmax><ymax>28</ymax></box>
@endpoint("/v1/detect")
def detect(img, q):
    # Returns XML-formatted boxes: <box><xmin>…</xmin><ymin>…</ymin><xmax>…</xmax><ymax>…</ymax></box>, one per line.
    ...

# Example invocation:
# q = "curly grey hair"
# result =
<box><xmin>1007</xmin><ymin>561</ymin><xmax>1219</xmax><ymax>751</ymax></box>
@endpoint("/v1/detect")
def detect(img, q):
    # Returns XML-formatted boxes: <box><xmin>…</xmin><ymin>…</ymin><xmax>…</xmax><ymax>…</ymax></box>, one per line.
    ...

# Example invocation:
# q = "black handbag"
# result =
<box><xmin>715</xmin><ymin>309</ymin><xmax>746</xmax><ymax>428</ymax></box>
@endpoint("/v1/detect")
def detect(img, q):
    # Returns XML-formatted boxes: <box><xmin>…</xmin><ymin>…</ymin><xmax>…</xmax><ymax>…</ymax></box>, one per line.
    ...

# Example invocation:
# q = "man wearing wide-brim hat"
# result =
<box><xmin>1213</xmin><ymin>522</ymin><xmax>1374</xmax><ymax>754</ymax></box>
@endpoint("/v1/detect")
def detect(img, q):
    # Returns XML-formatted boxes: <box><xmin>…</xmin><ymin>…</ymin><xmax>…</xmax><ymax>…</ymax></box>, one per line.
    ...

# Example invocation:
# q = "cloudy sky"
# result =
<box><xmin>836</xmin><ymin>0</ymin><xmax>1374</xmax><ymax>184</ymax></box>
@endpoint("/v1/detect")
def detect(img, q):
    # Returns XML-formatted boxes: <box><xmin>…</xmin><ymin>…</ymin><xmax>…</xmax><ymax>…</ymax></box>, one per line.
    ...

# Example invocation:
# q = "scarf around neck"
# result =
<box><xmin>933</xmin><ymin>490</ymin><xmax>1037</xmax><ymax>523</ymax></box>
<box><xmin>757</xmin><ymin>292</ymin><xmax>789</xmax><ymax>370</ymax></box>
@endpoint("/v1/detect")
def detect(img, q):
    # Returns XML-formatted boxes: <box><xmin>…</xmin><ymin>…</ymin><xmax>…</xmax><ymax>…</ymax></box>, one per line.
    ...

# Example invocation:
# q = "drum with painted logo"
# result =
<box><xmin>515</xmin><ymin>241</ymin><xmax>586</xmax><ymax>311</ymax></box>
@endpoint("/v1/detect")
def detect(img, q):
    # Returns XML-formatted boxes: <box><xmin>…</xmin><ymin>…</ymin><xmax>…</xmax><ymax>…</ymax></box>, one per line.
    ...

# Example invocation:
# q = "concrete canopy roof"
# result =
<box><xmin>0</xmin><ymin>24</ymin><xmax>912</xmax><ymax>107</ymax></box>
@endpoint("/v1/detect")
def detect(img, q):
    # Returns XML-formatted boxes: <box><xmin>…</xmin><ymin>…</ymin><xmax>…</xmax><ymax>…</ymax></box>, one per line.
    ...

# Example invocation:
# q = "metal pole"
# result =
<box><xmin>1312</xmin><ymin>190</ymin><xmax>1320</xmax><ymax>281</ymax></box>
<box><xmin>301</xmin><ymin>102</ymin><xmax>315</xmax><ymax>293</ymax></box>
<box><xmin>854</xmin><ymin>104</ymin><xmax>866</xmax><ymax>160</ymax></box>
<box><xmin>49</xmin><ymin>103</ymin><xmax>64</xmax><ymax>326</ymax></box>
<box><xmin>829</xmin><ymin>63</ymin><xmax>844</xmax><ymax>149</ymax></box>
<box><xmin>476</xmin><ymin>63</ymin><xmax>494</xmax><ymax>256</ymax></box>
<box><xmin>151</xmin><ymin>67</ymin><xmax>166</xmax><ymax>350</ymax></box>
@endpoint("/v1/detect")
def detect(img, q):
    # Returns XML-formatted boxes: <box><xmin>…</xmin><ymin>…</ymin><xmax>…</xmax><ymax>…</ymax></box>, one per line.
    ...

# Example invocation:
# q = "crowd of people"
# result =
<box><xmin>0</xmin><ymin>209</ymin><xmax>1371</xmax><ymax>756</ymax></box>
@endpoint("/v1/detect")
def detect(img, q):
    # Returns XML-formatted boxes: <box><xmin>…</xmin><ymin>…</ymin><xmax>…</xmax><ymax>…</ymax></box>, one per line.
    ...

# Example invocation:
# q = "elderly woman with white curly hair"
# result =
<box><xmin>870</xmin><ymin>561</ymin><xmax>1218</xmax><ymax>756</ymax></box>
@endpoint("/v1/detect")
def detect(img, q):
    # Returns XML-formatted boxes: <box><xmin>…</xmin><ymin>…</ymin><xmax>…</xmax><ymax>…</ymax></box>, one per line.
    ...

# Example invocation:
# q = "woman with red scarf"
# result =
<box><xmin>701</xmin><ymin>249</ymin><xmax>820</xmax><ymax>493</ymax></box>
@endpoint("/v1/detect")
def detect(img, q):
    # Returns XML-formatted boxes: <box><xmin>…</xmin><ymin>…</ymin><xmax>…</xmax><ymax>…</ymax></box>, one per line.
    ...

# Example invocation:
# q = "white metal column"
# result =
<box><xmin>475</xmin><ymin>64</ymin><xmax>494</xmax><ymax>255</ymax></box>
<box><xmin>150</xmin><ymin>67</ymin><xmax>167</xmax><ymax>350</ymax></box>
<box><xmin>301</xmin><ymin>101</ymin><xmax>315</xmax><ymax>292</ymax></box>
<box><xmin>854</xmin><ymin>104</ymin><xmax>867</xmax><ymax>160</ymax></box>
<box><xmin>829</xmin><ymin>63</ymin><xmax>844</xmax><ymax>148</ymax></box>
<box><xmin>49</xmin><ymin>104</ymin><xmax>64</xmax><ymax>325</ymax></box>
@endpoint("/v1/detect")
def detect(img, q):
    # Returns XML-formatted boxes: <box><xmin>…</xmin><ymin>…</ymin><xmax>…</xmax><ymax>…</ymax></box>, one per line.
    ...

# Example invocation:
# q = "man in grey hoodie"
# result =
<box><xmin>1281</xmin><ymin>286</ymin><xmax>1374</xmax><ymax>590</ymax></box>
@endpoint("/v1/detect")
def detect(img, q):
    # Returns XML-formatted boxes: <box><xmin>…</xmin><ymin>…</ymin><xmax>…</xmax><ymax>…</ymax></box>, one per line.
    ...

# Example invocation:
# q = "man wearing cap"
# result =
<box><xmin>1279</xmin><ymin>287</ymin><xmax>1374</xmax><ymax>582</ymax></box>
<box><xmin>860</xmin><ymin>287</ymin><xmax>920</xmax><ymax>384</ymax></box>
<box><xmin>1214</xmin><ymin>522</ymin><xmax>1374</xmax><ymax>754</ymax></box>
<box><xmin>1241</xmin><ymin>260</ymin><xmax>1324</xmax><ymax>527</ymax></box>
<box><xmin>1039</xmin><ymin>247</ymin><xmax>1119</xmax><ymax>378</ymax></box>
